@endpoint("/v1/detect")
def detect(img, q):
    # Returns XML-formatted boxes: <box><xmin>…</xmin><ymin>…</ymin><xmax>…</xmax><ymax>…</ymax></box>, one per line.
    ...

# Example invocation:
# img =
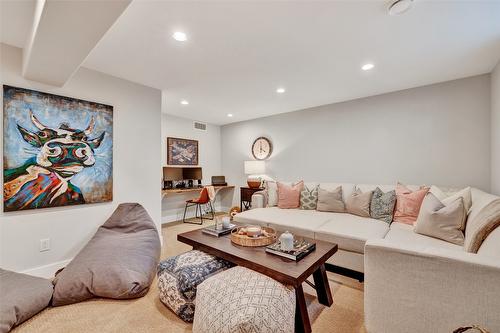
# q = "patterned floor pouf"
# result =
<box><xmin>192</xmin><ymin>266</ymin><xmax>296</xmax><ymax>333</ymax></box>
<box><xmin>157</xmin><ymin>250</ymin><xmax>232</xmax><ymax>322</ymax></box>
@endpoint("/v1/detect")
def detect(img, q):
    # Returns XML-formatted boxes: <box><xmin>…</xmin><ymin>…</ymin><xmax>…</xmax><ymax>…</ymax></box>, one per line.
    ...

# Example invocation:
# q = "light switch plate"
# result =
<box><xmin>40</xmin><ymin>238</ymin><xmax>50</xmax><ymax>252</ymax></box>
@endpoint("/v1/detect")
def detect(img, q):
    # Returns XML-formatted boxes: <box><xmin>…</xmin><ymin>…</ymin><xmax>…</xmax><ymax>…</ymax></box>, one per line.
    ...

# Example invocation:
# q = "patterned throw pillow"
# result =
<box><xmin>300</xmin><ymin>185</ymin><xmax>318</xmax><ymax>210</ymax></box>
<box><xmin>370</xmin><ymin>187</ymin><xmax>397</xmax><ymax>223</ymax></box>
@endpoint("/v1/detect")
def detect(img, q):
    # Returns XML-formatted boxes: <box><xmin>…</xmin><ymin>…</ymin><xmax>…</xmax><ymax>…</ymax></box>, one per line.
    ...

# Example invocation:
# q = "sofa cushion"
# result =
<box><xmin>0</xmin><ymin>269</ymin><xmax>53</xmax><ymax>333</ymax></box>
<box><xmin>277</xmin><ymin>181</ymin><xmax>303</xmax><ymax>209</ymax></box>
<box><xmin>370</xmin><ymin>187</ymin><xmax>397</xmax><ymax>223</ymax></box>
<box><xmin>430</xmin><ymin>185</ymin><xmax>472</xmax><ymax>213</ymax></box>
<box><xmin>317</xmin><ymin>186</ymin><xmax>346</xmax><ymax>212</ymax></box>
<box><xmin>234</xmin><ymin>207</ymin><xmax>333</xmax><ymax>237</ymax></box>
<box><xmin>393</xmin><ymin>183</ymin><xmax>430</xmax><ymax>225</ymax></box>
<box><xmin>414</xmin><ymin>193</ymin><xmax>466</xmax><ymax>245</ymax></box>
<box><xmin>52</xmin><ymin>203</ymin><xmax>161</xmax><ymax>306</ymax></box>
<box><xmin>315</xmin><ymin>214</ymin><xmax>390</xmax><ymax>253</ymax></box>
<box><xmin>345</xmin><ymin>188</ymin><xmax>373</xmax><ymax>217</ymax></box>
<box><xmin>300</xmin><ymin>184</ymin><xmax>318</xmax><ymax>210</ymax></box>
<box><xmin>385</xmin><ymin>222</ymin><xmax>462</xmax><ymax>252</ymax></box>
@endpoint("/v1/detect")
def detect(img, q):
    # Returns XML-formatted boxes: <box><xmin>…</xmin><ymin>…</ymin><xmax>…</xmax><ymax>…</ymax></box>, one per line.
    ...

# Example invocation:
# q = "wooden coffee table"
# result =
<box><xmin>177</xmin><ymin>229</ymin><xmax>338</xmax><ymax>333</ymax></box>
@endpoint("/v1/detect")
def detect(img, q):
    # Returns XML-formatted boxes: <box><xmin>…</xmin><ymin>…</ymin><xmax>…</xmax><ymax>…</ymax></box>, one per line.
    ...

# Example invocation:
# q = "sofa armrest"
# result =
<box><xmin>364</xmin><ymin>239</ymin><xmax>500</xmax><ymax>333</ymax></box>
<box><xmin>251</xmin><ymin>191</ymin><xmax>267</xmax><ymax>209</ymax></box>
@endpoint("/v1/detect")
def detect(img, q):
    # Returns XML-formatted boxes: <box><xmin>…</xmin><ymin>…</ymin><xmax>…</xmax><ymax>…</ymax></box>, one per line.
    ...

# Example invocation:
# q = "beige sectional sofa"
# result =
<box><xmin>233</xmin><ymin>182</ymin><xmax>500</xmax><ymax>332</ymax></box>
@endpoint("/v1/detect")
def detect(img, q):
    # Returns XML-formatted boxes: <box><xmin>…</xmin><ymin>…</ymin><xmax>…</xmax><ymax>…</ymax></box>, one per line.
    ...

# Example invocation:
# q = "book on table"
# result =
<box><xmin>265</xmin><ymin>239</ymin><xmax>316</xmax><ymax>261</ymax></box>
<box><xmin>201</xmin><ymin>224</ymin><xmax>236</xmax><ymax>237</ymax></box>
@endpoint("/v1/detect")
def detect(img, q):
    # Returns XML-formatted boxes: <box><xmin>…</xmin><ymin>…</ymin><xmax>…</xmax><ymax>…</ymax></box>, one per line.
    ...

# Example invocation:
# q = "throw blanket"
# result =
<box><xmin>465</xmin><ymin>198</ymin><xmax>500</xmax><ymax>253</ymax></box>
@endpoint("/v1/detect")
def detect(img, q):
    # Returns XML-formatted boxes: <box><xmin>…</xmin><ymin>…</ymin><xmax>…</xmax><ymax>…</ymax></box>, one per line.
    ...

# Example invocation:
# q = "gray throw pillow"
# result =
<box><xmin>370</xmin><ymin>187</ymin><xmax>396</xmax><ymax>223</ymax></box>
<box><xmin>300</xmin><ymin>185</ymin><xmax>318</xmax><ymax>210</ymax></box>
<box><xmin>0</xmin><ymin>269</ymin><xmax>53</xmax><ymax>333</ymax></box>
<box><xmin>414</xmin><ymin>193</ymin><xmax>466</xmax><ymax>245</ymax></box>
<box><xmin>52</xmin><ymin>203</ymin><xmax>161</xmax><ymax>306</ymax></box>
<box><xmin>346</xmin><ymin>188</ymin><xmax>373</xmax><ymax>217</ymax></box>
<box><xmin>316</xmin><ymin>186</ymin><xmax>345</xmax><ymax>212</ymax></box>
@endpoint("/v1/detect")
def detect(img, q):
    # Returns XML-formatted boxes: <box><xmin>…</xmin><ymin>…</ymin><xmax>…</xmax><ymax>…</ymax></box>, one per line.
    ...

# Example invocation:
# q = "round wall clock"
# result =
<box><xmin>252</xmin><ymin>137</ymin><xmax>273</xmax><ymax>160</ymax></box>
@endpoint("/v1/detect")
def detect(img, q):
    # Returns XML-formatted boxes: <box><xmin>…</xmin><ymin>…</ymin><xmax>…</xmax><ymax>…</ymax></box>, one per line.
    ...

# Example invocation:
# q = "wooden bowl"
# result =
<box><xmin>231</xmin><ymin>226</ymin><xmax>276</xmax><ymax>247</ymax></box>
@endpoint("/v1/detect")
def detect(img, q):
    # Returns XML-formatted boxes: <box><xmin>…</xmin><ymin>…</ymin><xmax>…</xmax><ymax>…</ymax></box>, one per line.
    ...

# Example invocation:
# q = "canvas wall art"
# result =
<box><xmin>167</xmin><ymin>137</ymin><xmax>198</xmax><ymax>165</ymax></box>
<box><xmin>3</xmin><ymin>85</ymin><xmax>113</xmax><ymax>212</ymax></box>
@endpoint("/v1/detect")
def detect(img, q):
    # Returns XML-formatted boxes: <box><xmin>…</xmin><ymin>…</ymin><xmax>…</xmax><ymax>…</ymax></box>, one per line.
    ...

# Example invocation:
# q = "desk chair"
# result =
<box><xmin>183</xmin><ymin>187</ymin><xmax>215</xmax><ymax>224</ymax></box>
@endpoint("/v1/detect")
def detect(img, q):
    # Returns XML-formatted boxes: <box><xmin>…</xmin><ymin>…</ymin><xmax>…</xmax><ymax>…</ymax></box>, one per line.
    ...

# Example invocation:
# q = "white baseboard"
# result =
<box><xmin>21</xmin><ymin>259</ymin><xmax>72</xmax><ymax>279</ymax></box>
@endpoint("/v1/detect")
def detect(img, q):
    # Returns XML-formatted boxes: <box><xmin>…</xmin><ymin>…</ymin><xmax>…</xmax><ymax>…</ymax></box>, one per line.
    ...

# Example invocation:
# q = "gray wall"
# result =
<box><xmin>1</xmin><ymin>44</ymin><xmax>162</xmax><ymax>276</ymax></box>
<box><xmin>492</xmin><ymin>62</ymin><xmax>500</xmax><ymax>195</ymax></box>
<box><xmin>222</xmin><ymin>74</ymin><xmax>491</xmax><ymax>204</ymax></box>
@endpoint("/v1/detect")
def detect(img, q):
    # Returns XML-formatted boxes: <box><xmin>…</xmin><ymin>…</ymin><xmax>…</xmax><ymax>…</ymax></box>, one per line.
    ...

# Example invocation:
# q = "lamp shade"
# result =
<box><xmin>244</xmin><ymin>160</ymin><xmax>265</xmax><ymax>175</ymax></box>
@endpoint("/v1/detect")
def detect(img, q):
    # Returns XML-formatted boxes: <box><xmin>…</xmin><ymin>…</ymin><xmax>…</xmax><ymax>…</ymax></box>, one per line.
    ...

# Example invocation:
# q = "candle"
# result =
<box><xmin>246</xmin><ymin>226</ymin><xmax>261</xmax><ymax>237</ymax></box>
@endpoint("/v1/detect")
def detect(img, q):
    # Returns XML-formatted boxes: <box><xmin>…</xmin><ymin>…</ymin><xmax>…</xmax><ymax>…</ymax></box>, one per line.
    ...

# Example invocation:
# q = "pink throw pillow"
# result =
<box><xmin>393</xmin><ymin>183</ymin><xmax>430</xmax><ymax>225</ymax></box>
<box><xmin>277</xmin><ymin>181</ymin><xmax>304</xmax><ymax>209</ymax></box>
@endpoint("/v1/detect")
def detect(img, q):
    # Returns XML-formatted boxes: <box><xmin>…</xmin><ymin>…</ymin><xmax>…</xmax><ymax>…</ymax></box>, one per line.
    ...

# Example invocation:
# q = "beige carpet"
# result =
<box><xmin>14</xmin><ymin>221</ymin><xmax>366</xmax><ymax>333</ymax></box>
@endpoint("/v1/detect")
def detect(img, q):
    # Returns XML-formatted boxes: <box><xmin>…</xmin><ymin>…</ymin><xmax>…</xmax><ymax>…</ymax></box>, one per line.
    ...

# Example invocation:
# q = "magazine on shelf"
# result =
<box><xmin>265</xmin><ymin>240</ymin><xmax>316</xmax><ymax>261</ymax></box>
<box><xmin>201</xmin><ymin>224</ymin><xmax>236</xmax><ymax>237</ymax></box>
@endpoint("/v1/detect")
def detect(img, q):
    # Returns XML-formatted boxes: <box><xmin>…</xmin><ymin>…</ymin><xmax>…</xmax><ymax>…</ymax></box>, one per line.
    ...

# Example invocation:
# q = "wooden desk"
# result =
<box><xmin>162</xmin><ymin>185</ymin><xmax>234</xmax><ymax>197</ymax></box>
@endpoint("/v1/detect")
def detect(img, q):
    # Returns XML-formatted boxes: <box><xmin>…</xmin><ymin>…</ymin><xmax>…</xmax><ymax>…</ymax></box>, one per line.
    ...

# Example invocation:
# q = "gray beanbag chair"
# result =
<box><xmin>0</xmin><ymin>269</ymin><xmax>53</xmax><ymax>333</ymax></box>
<box><xmin>52</xmin><ymin>203</ymin><xmax>161</xmax><ymax>306</ymax></box>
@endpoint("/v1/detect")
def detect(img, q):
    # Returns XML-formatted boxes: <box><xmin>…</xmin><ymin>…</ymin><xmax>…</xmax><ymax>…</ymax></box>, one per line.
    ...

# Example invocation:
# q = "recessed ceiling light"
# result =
<box><xmin>388</xmin><ymin>0</ymin><xmax>413</xmax><ymax>16</ymax></box>
<box><xmin>180</xmin><ymin>100</ymin><xmax>189</xmax><ymax>105</ymax></box>
<box><xmin>276</xmin><ymin>87</ymin><xmax>286</xmax><ymax>93</ymax></box>
<box><xmin>172</xmin><ymin>31</ymin><xmax>187</xmax><ymax>42</ymax></box>
<box><xmin>361</xmin><ymin>63</ymin><xmax>375</xmax><ymax>71</ymax></box>
<box><xmin>227</xmin><ymin>113</ymin><xmax>233</xmax><ymax>117</ymax></box>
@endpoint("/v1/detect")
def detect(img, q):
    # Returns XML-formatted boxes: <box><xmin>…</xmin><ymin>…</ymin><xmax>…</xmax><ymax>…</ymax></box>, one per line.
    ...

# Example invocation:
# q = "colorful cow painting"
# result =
<box><xmin>3</xmin><ymin>86</ymin><xmax>113</xmax><ymax>212</ymax></box>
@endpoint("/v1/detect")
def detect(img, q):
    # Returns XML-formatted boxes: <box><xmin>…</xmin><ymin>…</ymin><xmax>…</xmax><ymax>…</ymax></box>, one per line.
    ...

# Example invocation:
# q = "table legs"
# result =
<box><xmin>295</xmin><ymin>285</ymin><xmax>311</xmax><ymax>333</ymax></box>
<box><xmin>313</xmin><ymin>264</ymin><xmax>333</xmax><ymax>306</ymax></box>
<box><xmin>294</xmin><ymin>264</ymin><xmax>334</xmax><ymax>333</ymax></box>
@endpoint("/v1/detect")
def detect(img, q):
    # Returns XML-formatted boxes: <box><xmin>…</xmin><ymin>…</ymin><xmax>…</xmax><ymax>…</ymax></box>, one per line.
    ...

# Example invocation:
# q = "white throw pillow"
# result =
<box><xmin>264</xmin><ymin>181</ymin><xmax>278</xmax><ymax>207</ymax></box>
<box><xmin>430</xmin><ymin>185</ymin><xmax>472</xmax><ymax>214</ymax></box>
<box><xmin>414</xmin><ymin>193</ymin><xmax>466</xmax><ymax>245</ymax></box>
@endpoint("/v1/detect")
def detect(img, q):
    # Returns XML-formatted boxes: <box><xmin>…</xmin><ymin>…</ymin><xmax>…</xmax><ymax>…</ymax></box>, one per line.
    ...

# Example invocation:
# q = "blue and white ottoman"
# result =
<box><xmin>193</xmin><ymin>266</ymin><xmax>296</xmax><ymax>333</ymax></box>
<box><xmin>157</xmin><ymin>250</ymin><xmax>232</xmax><ymax>322</ymax></box>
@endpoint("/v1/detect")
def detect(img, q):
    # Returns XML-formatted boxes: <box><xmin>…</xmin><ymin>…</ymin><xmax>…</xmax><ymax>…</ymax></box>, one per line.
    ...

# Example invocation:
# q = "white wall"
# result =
<box><xmin>492</xmin><ymin>61</ymin><xmax>500</xmax><ymax>195</ymax></box>
<box><xmin>160</xmin><ymin>113</ymin><xmax>233</xmax><ymax>223</ymax></box>
<box><xmin>222</xmin><ymin>74</ymin><xmax>491</xmax><ymax>204</ymax></box>
<box><xmin>0</xmin><ymin>44</ymin><xmax>162</xmax><ymax>276</ymax></box>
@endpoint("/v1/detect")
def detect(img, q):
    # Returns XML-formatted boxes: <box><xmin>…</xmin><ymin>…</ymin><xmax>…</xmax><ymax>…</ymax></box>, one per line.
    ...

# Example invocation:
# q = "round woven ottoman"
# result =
<box><xmin>157</xmin><ymin>250</ymin><xmax>232</xmax><ymax>322</ymax></box>
<box><xmin>193</xmin><ymin>266</ymin><xmax>296</xmax><ymax>333</ymax></box>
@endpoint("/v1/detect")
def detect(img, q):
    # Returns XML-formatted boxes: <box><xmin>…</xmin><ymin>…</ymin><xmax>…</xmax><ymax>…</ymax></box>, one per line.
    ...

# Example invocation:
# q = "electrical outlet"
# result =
<box><xmin>39</xmin><ymin>238</ymin><xmax>50</xmax><ymax>252</ymax></box>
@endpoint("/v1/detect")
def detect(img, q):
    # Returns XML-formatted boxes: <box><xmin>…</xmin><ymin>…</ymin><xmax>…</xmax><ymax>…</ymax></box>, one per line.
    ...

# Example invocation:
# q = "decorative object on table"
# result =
<box><xmin>251</xmin><ymin>136</ymin><xmax>273</xmax><ymax>160</ymax></box>
<box><xmin>229</xmin><ymin>206</ymin><xmax>241</xmax><ymax>220</ymax></box>
<box><xmin>265</xmin><ymin>239</ymin><xmax>316</xmax><ymax>261</ymax></box>
<box><xmin>202</xmin><ymin>219</ymin><xmax>235</xmax><ymax>237</ymax></box>
<box><xmin>221</xmin><ymin>216</ymin><xmax>231</xmax><ymax>228</ymax></box>
<box><xmin>3</xmin><ymin>85</ymin><xmax>113</xmax><ymax>212</ymax></box>
<box><xmin>192</xmin><ymin>266</ymin><xmax>295</xmax><ymax>333</ymax></box>
<box><xmin>211</xmin><ymin>175</ymin><xmax>227</xmax><ymax>186</ymax></box>
<box><xmin>183</xmin><ymin>187</ymin><xmax>214</xmax><ymax>225</ymax></box>
<box><xmin>230</xmin><ymin>226</ymin><xmax>276</xmax><ymax>247</ymax></box>
<box><xmin>157</xmin><ymin>250</ymin><xmax>233</xmax><ymax>323</ymax></box>
<box><xmin>167</xmin><ymin>137</ymin><xmax>198</xmax><ymax>166</ymax></box>
<box><xmin>52</xmin><ymin>203</ymin><xmax>160</xmax><ymax>306</ymax></box>
<box><xmin>453</xmin><ymin>325</ymin><xmax>490</xmax><ymax>333</ymax></box>
<box><xmin>279</xmin><ymin>231</ymin><xmax>295</xmax><ymax>251</ymax></box>
<box><xmin>240</xmin><ymin>186</ymin><xmax>264</xmax><ymax>211</ymax></box>
<box><xmin>244</xmin><ymin>160</ymin><xmax>265</xmax><ymax>188</ymax></box>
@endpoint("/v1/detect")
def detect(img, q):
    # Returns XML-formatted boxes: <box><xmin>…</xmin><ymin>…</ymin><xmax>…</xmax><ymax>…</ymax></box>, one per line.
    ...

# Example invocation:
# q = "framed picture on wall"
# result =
<box><xmin>3</xmin><ymin>85</ymin><xmax>113</xmax><ymax>212</ymax></box>
<box><xmin>167</xmin><ymin>137</ymin><xmax>199</xmax><ymax>165</ymax></box>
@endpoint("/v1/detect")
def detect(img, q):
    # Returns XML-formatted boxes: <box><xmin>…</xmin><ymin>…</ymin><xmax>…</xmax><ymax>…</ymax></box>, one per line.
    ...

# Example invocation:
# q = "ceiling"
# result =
<box><xmin>2</xmin><ymin>1</ymin><xmax>500</xmax><ymax>125</ymax></box>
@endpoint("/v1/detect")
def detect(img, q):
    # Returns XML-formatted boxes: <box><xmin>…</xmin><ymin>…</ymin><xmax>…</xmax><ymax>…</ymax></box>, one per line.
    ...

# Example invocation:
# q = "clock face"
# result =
<box><xmin>252</xmin><ymin>137</ymin><xmax>273</xmax><ymax>160</ymax></box>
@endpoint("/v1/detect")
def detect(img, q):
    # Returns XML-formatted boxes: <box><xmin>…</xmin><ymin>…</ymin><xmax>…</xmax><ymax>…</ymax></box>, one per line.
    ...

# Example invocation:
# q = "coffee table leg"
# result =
<box><xmin>295</xmin><ymin>285</ymin><xmax>311</xmax><ymax>333</ymax></box>
<box><xmin>313</xmin><ymin>264</ymin><xmax>333</xmax><ymax>306</ymax></box>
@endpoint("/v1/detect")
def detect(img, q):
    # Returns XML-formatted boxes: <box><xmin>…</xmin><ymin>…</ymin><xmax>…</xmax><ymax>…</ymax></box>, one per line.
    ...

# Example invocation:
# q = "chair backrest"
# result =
<box><xmin>195</xmin><ymin>187</ymin><xmax>210</xmax><ymax>204</ymax></box>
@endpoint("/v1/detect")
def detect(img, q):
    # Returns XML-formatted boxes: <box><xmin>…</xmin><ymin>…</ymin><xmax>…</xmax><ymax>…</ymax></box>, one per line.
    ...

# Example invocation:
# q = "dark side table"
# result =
<box><xmin>240</xmin><ymin>187</ymin><xmax>264</xmax><ymax>211</ymax></box>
